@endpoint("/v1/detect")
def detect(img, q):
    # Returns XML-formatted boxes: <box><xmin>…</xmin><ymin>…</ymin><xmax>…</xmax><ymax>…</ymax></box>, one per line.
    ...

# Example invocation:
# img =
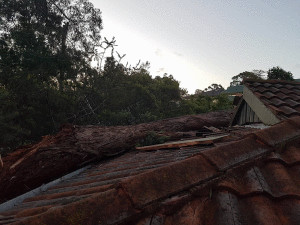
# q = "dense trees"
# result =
<box><xmin>0</xmin><ymin>0</ymin><xmax>233</xmax><ymax>153</ymax></box>
<box><xmin>267</xmin><ymin>66</ymin><xmax>294</xmax><ymax>81</ymax></box>
<box><xmin>230</xmin><ymin>70</ymin><xmax>264</xmax><ymax>86</ymax></box>
<box><xmin>230</xmin><ymin>67</ymin><xmax>294</xmax><ymax>86</ymax></box>
<box><xmin>0</xmin><ymin>0</ymin><xmax>103</xmax><ymax>151</ymax></box>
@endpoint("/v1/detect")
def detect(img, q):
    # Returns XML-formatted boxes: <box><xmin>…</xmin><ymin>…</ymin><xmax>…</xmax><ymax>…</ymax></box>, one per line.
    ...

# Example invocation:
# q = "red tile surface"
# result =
<box><xmin>0</xmin><ymin>117</ymin><xmax>300</xmax><ymax>224</ymax></box>
<box><xmin>245</xmin><ymin>80</ymin><xmax>300</xmax><ymax>119</ymax></box>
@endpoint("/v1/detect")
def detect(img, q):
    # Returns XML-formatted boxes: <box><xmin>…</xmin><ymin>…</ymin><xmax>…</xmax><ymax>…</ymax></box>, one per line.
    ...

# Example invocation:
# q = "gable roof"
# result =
<box><xmin>232</xmin><ymin>79</ymin><xmax>300</xmax><ymax>125</ymax></box>
<box><xmin>0</xmin><ymin>117</ymin><xmax>299</xmax><ymax>225</ymax></box>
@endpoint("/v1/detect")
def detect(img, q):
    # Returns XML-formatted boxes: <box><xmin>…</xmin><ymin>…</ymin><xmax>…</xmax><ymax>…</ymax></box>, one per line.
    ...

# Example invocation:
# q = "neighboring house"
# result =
<box><xmin>223</xmin><ymin>84</ymin><xmax>244</xmax><ymax>96</ymax></box>
<box><xmin>223</xmin><ymin>85</ymin><xmax>244</xmax><ymax>105</ymax></box>
<box><xmin>231</xmin><ymin>79</ymin><xmax>300</xmax><ymax>126</ymax></box>
<box><xmin>201</xmin><ymin>89</ymin><xmax>224</xmax><ymax>96</ymax></box>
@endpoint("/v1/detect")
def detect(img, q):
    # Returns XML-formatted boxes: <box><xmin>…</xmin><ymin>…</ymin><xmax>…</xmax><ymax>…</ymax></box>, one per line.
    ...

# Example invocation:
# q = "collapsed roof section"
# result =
<box><xmin>0</xmin><ymin>111</ymin><xmax>232</xmax><ymax>204</ymax></box>
<box><xmin>231</xmin><ymin>79</ymin><xmax>300</xmax><ymax>126</ymax></box>
<box><xmin>0</xmin><ymin>116</ymin><xmax>300</xmax><ymax>225</ymax></box>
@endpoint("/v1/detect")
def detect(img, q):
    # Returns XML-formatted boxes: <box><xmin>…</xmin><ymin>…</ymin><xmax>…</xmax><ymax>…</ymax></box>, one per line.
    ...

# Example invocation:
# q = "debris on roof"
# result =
<box><xmin>232</xmin><ymin>79</ymin><xmax>300</xmax><ymax>125</ymax></box>
<box><xmin>136</xmin><ymin>134</ymin><xmax>228</xmax><ymax>151</ymax></box>
<box><xmin>0</xmin><ymin>116</ymin><xmax>299</xmax><ymax>225</ymax></box>
<box><xmin>0</xmin><ymin>111</ymin><xmax>232</xmax><ymax>204</ymax></box>
<box><xmin>203</xmin><ymin>125</ymin><xmax>221</xmax><ymax>133</ymax></box>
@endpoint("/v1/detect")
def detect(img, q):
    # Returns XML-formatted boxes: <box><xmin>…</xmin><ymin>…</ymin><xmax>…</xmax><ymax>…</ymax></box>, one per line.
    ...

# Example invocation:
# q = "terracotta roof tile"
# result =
<box><xmin>274</xmin><ymin>83</ymin><xmax>284</xmax><ymax>88</ymax></box>
<box><xmin>245</xmin><ymin>80</ymin><xmax>300</xmax><ymax>119</ymax></box>
<box><xmin>200</xmin><ymin>136</ymin><xmax>269</xmax><ymax>171</ymax></box>
<box><xmin>254</xmin><ymin>118</ymin><xmax>300</xmax><ymax>146</ymax></box>
<box><xmin>264</xmin><ymin>91</ymin><xmax>278</xmax><ymax>99</ymax></box>
<box><xmin>268</xmin><ymin>98</ymin><xmax>286</xmax><ymax>106</ymax></box>
<box><xmin>278</xmin><ymin>106</ymin><xmax>300</xmax><ymax>116</ymax></box>
<box><xmin>0</xmin><ymin>117</ymin><xmax>300</xmax><ymax>224</ymax></box>
<box><xmin>280</xmin><ymin>88</ymin><xmax>295</xmax><ymax>94</ymax></box>
<box><xmin>285</xmin><ymin>99</ymin><xmax>300</xmax><ymax>107</ymax></box>
<box><xmin>120</xmin><ymin>155</ymin><xmax>216</xmax><ymax>207</ymax></box>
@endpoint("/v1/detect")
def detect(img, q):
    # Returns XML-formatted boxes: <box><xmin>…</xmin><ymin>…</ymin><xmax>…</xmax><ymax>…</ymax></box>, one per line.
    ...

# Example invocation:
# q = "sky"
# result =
<box><xmin>90</xmin><ymin>0</ymin><xmax>300</xmax><ymax>93</ymax></box>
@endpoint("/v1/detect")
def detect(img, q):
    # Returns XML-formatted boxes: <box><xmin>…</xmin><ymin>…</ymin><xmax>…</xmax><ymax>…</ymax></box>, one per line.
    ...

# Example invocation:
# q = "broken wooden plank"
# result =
<box><xmin>203</xmin><ymin>126</ymin><xmax>221</xmax><ymax>133</ymax></box>
<box><xmin>136</xmin><ymin>134</ymin><xmax>228</xmax><ymax>151</ymax></box>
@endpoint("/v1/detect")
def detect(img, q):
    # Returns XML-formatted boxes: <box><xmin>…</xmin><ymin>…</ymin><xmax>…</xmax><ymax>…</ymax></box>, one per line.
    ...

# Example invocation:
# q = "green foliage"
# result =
<box><xmin>136</xmin><ymin>131</ymin><xmax>169</xmax><ymax>147</ymax></box>
<box><xmin>0</xmin><ymin>0</ymin><xmax>101</xmax><ymax>151</ymax></box>
<box><xmin>184</xmin><ymin>94</ymin><xmax>233</xmax><ymax>114</ymax></box>
<box><xmin>267</xmin><ymin>66</ymin><xmax>294</xmax><ymax>81</ymax></box>
<box><xmin>0</xmin><ymin>1</ymin><xmax>234</xmax><ymax>153</ymax></box>
<box><xmin>0</xmin><ymin>87</ymin><xmax>30</xmax><ymax>153</ymax></box>
<box><xmin>230</xmin><ymin>70</ymin><xmax>264</xmax><ymax>86</ymax></box>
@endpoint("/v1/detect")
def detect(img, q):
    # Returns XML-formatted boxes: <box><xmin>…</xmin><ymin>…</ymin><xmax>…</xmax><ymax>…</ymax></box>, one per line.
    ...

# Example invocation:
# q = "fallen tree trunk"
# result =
<box><xmin>0</xmin><ymin>110</ymin><xmax>232</xmax><ymax>203</ymax></box>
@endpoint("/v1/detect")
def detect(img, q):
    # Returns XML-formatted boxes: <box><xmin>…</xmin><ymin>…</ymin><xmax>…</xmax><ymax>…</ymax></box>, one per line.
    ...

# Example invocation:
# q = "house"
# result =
<box><xmin>223</xmin><ymin>84</ymin><xmax>244</xmax><ymax>96</ymax></box>
<box><xmin>0</xmin><ymin>117</ymin><xmax>299</xmax><ymax>224</ymax></box>
<box><xmin>231</xmin><ymin>79</ymin><xmax>300</xmax><ymax>126</ymax></box>
<box><xmin>0</xmin><ymin>81</ymin><xmax>299</xmax><ymax>224</ymax></box>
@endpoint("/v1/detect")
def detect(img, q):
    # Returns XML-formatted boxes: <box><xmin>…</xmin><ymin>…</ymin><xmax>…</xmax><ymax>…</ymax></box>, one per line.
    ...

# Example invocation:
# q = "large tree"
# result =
<box><xmin>0</xmin><ymin>0</ymin><xmax>103</xmax><ymax>89</ymax></box>
<box><xmin>230</xmin><ymin>70</ymin><xmax>264</xmax><ymax>86</ymax></box>
<box><xmin>267</xmin><ymin>66</ymin><xmax>294</xmax><ymax>81</ymax></box>
<box><xmin>0</xmin><ymin>0</ymin><xmax>102</xmax><ymax>148</ymax></box>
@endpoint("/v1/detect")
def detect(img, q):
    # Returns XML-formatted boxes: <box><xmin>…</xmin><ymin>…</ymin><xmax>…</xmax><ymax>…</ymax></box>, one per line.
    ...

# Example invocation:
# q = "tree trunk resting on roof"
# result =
<box><xmin>0</xmin><ymin>110</ymin><xmax>232</xmax><ymax>203</ymax></box>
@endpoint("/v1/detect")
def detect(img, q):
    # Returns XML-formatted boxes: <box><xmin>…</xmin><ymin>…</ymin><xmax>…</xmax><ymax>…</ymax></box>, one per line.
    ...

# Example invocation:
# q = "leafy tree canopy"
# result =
<box><xmin>267</xmin><ymin>66</ymin><xmax>294</xmax><ymax>81</ymax></box>
<box><xmin>0</xmin><ymin>0</ymin><xmax>234</xmax><ymax>153</ymax></box>
<box><xmin>230</xmin><ymin>70</ymin><xmax>265</xmax><ymax>86</ymax></box>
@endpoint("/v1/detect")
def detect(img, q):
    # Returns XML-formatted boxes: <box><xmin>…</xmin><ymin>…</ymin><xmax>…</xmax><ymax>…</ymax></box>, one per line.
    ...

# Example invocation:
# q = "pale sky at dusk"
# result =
<box><xmin>90</xmin><ymin>0</ymin><xmax>300</xmax><ymax>93</ymax></box>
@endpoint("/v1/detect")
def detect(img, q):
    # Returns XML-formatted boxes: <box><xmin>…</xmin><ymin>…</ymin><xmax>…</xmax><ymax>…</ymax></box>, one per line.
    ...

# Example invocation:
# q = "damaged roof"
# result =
<box><xmin>0</xmin><ymin>116</ymin><xmax>299</xmax><ymax>225</ymax></box>
<box><xmin>0</xmin><ymin>111</ymin><xmax>232</xmax><ymax>204</ymax></box>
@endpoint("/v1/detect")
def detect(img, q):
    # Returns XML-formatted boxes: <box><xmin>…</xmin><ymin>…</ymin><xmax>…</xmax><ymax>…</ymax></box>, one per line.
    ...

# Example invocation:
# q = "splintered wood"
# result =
<box><xmin>0</xmin><ymin>155</ymin><xmax>3</xmax><ymax>169</ymax></box>
<box><xmin>136</xmin><ymin>134</ymin><xmax>228</xmax><ymax>151</ymax></box>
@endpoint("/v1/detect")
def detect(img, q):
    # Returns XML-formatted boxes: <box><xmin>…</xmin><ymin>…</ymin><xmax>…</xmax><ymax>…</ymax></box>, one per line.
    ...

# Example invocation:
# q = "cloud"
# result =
<box><xmin>173</xmin><ymin>52</ymin><xmax>183</xmax><ymax>57</ymax></box>
<box><xmin>155</xmin><ymin>49</ymin><xmax>163</xmax><ymax>57</ymax></box>
<box><xmin>157</xmin><ymin>67</ymin><xmax>166</xmax><ymax>74</ymax></box>
<box><xmin>294</xmin><ymin>64</ymin><xmax>300</xmax><ymax>69</ymax></box>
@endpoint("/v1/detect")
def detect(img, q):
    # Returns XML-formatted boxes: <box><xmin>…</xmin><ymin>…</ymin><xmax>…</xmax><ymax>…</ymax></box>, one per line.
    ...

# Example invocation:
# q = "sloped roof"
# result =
<box><xmin>245</xmin><ymin>79</ymin><xmax>300</xmax><ymax>119</ymax></box>
<box><xmin>0</xmin><ymin>111</ymin><xmax>232</xmax><ymax>204</ymax></box>
<box><xmin>0</xmin><ymin>117</ymin><xmax>299</xmax><ymax>224</ymax></box>
<box><xmin>231</xmin><ymin>79</ymin><xmax>300</xmax><ymax>126</ymax></box>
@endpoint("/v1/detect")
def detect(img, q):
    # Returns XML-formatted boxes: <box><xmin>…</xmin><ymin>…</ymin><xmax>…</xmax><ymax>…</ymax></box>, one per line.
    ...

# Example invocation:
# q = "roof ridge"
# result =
<box><xmin>243</xmin><ymin>79</ymin><xmax>300</xmax><ymax>85</ymax></box>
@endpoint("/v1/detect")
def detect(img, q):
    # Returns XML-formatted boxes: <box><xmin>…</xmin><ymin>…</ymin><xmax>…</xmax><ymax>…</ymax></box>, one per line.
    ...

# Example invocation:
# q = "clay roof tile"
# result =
<box><xmin>1</xmin><ymin>117</ymin><xmax>300</xmax><ymax>225</ymax></box>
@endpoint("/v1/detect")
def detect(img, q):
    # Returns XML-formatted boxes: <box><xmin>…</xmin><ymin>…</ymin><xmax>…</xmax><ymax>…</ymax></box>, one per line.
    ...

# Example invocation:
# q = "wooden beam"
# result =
<box><xmin>136</xmin><ymin>135</ymin><xmax>228</xmax><ymax>151</ymax></box>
